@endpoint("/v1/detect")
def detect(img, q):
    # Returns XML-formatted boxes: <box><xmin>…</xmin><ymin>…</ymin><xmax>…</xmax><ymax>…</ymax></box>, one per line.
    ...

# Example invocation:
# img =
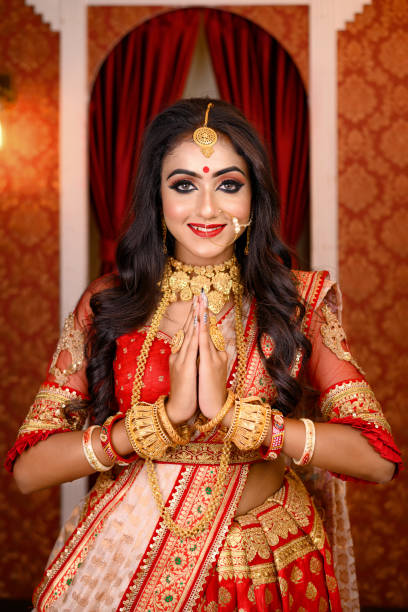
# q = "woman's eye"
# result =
<box><xmin>218</xmin><ymin>179</ymin><xmax>244</xmax><ymax>193</ymax></box>
<box><xmin>169</xmin><ymin>180</ymin><xmax>196</xmax><ymax>193</ymax></box>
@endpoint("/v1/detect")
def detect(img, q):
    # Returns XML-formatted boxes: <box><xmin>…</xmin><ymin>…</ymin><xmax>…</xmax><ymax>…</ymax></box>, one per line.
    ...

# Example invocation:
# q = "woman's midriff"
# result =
<box><xmin>234</xmin><ymin>455</ymin><xmax>286</xmax><ymax>517</ymax></box>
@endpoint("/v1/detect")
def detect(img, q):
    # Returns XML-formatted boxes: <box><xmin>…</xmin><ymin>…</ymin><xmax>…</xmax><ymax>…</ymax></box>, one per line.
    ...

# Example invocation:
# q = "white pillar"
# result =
<box><xmin>60</xmin><ymin>0</ymin><xmax>89</xmax><ymax>524</ymax></box>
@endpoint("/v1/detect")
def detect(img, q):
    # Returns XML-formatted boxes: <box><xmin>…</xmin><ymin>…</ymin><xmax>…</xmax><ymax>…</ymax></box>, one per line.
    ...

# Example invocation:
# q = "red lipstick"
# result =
<box><xmin>188</xmin><ymin>223</ymin><xmax>226</xmax><ymax>238</ymax></box>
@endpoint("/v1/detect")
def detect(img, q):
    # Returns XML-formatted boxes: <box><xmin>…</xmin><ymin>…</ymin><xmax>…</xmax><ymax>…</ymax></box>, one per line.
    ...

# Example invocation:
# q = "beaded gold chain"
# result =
<box><xmin>130</xmin><ymin>260</ymin><xmax>247</xmax><ymax>538</ymax></box>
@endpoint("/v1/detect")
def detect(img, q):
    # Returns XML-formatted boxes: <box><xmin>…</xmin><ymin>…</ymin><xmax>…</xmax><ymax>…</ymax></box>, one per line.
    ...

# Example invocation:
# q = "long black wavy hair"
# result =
<box><xmin>87</xmin><ymin>98</ymin><xmax>311</xmax><ymax>424</ymax></box>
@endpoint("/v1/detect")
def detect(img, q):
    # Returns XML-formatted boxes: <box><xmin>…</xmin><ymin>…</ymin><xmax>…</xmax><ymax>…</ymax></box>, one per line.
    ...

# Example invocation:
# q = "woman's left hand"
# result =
<box><xmin>197</xmin><ymin>291</ymin><xmax>229</xmax><ymax>419</ymax></box>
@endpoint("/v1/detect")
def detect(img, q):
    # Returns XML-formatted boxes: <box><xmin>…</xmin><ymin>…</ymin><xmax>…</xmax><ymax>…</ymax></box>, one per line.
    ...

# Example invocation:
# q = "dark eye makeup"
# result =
<box><xmin>168</xmin><ymin>178</ymin><xmax>244</xmax><ymax>194</ymax></box>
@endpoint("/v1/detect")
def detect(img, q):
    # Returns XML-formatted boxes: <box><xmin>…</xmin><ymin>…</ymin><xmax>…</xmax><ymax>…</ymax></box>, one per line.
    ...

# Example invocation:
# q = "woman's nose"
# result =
<box><xmin>195</xmin><ymin>187</ymin><xmax>218</xmax><ymax>219</ymax></box>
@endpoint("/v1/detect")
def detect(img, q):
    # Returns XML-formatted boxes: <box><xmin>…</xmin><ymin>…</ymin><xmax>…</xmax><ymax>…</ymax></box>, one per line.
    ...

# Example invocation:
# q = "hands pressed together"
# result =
<box><xmin>166</xmin><ymin>291</ymin><xmax>229</xmax><ymax>425</ymax></box>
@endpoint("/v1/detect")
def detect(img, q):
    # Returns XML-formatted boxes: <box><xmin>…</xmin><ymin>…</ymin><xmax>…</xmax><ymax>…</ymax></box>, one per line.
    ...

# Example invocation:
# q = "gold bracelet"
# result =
<box><xmin>157</xmin><ymin>396</ymin><xmax>191</xmax><ymax>446</ymax></box>
<box><xmin>293</xmin><ymin>418</ymin><xmax>316</xmax><ymax>466</ymax></box>
<box><xmin>82</xmin><ymin>425</ymin><xmax>112</xmax><ymax>472</ymax></box>
<box><xmin>125</xmin><ymin>402</ymin><xmax>169</xmax><ymax>460</ymax></box>
<box><xmin>228</xmin><ymin>396</ymin><xmax>271</xmax><ymax>451</ymax></box>
<box><xmin>194</xmin><ymin>389</ymin><xmax>235</xmax><ymax>433</ymax></box>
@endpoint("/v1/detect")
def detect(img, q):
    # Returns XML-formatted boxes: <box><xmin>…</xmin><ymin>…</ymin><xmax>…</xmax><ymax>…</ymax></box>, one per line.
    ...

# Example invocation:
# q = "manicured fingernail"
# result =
<box><xmin>203</xmin><ymin>292</ymin><xmax>208</xmax><ymax>307</ymax></box>
<box><xmin>203</xmin><ymin>312</ymin><xmax>208</xmax><ymax>324</ymax></box>
<box><xmin>193</xmin><ymin>314</ymin><xmax>198</xmax><ymax>327</ymax></box>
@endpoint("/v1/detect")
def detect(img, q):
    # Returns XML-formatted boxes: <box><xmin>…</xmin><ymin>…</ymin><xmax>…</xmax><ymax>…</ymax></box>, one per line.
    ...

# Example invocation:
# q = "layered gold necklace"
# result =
<box><xmin>164</xmin><ymin>255</ymin><xmax>241</xmax><ymax>315</ymax></box>
<box><xmin>131</xmin><ymin>256</ymin><xmax>247</xmax><ymax>538</ymax></box>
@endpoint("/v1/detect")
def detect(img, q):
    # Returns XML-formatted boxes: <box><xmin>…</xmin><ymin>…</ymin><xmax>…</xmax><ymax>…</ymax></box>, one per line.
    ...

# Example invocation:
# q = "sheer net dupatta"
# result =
<box><xmin>295</xmin><ymin>278</ymin><xmax>401</xmax><ymax>612</ymax></box>
<box><xmin>4</xmin><ymin>276</ymin><xmax>113</xmax><ymax>472</ymax></box>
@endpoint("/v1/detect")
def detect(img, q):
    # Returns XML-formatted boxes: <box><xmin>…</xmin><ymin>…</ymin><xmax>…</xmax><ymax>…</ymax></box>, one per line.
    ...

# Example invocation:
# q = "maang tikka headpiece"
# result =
<box><xmin>193</xmin><ymin>102</ymin><xmax>218</xmax><ymax>157</ymax></box>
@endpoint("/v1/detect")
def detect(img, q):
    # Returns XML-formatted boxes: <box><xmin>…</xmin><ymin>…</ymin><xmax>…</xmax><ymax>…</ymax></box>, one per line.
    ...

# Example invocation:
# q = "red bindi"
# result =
<box><xmin>203</xmin><ymin>166</ymin><xmax>210</xmax><ymax>173</ymax></box>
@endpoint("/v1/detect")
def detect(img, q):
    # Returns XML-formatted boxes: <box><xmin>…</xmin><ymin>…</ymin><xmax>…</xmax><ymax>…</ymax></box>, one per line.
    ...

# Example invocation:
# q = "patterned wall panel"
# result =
<box><xmin>338</xmin><ymin>0</ymin><xmax>408</xmax><ymax>607</ymax></box>
<box><xmin>0</xmin><ymin>0</ymin><xmax>60</xmax><ymax>599</ymax></box>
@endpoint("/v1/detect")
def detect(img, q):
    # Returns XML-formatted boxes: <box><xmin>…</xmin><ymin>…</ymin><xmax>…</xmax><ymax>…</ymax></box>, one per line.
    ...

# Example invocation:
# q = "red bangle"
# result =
<box><xmin>260</xmin><ymin>409</ymin><xmax>285</xmax><ymax>460</ymax></box>
<box><xmin>100</xmin><ymin>413</ymin><xmax>138</xmax><ymax>466</ymax></box>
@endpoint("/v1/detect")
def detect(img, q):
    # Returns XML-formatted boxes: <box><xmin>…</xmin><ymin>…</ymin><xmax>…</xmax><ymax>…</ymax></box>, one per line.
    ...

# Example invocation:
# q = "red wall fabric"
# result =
<box><xmin>204</xmin><ymin>9</ymin><xmax>309</xmax><ymax>248</ymax></box>
<box><xmin>89</xmin><ymin>9</ymin><xmax>200</xmax><ymax>272</ymax></box>
<box><xmin>0</xmin><ymin>0</ymin><xmax>60</xmax><ymax>598</ymax></box>
<box><xmin>338</xmin><ymin>1</ymin><xmax>408</xmax><ymax>606</ymax></box>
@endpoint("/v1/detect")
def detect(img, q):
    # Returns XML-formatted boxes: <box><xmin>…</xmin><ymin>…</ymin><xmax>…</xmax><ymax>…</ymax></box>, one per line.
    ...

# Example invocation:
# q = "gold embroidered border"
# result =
<box><xmin>49</xmin><ymin>312</ymin><xmax>86</xmax><ymax>385</ymax></box>
<box><xmin>183</xmin><ymin>465</ymin><xmax>249</xmax><ymax>611</ymax></box>
<box><xmin>320</xmin><ymin>303</ymin><xmax>365</xmax><ymax>375</ymax></box>
<box><xmin>119</xmin><ymin>466</ymin><xmax>195</xmax><ymax>611</ymax></box>
<box><xmin>158</xmin><ymin>443</ymin><xmax>262</xmax><ymax>465</ymax></box>
<box><xmin>274</xmin><ymin>535</ymin><xmax>315</xmax><ymax>571</ymax></box>
<box><xmin>18</xmin><ymin>384</ymin><xmax>86</xmax><ymax>438</ymax></box>
<box><xmin>320</xmin><ymin>380</ymin><xmax>391</xmax><ymax>433</ymax></box>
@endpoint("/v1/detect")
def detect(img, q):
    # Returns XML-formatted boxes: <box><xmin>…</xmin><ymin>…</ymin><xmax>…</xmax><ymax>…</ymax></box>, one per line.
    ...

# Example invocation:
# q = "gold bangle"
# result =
<box><xmin>230</xmin><ymin>396</ymin><xmax>271</xmax><ymax>451</ymax></box>
<box><xmin>293</xmin><ymin>418</ymin><xmax>316</xmax><ymax>466</ymax></box>
<box><xmin>125</xmin><ymin>402</ymin><xmax>169</xmax><ymax>460</ymax></box>
<box><xmin>82</xmin><ymin>425</ymin><xmax>112</xmax><ymax>472</ymax></box>
<box><xmin>223</xmin><ymin>399</ymin><xmax>241</xmax><ymax>442</ymax></box>
<box><xmin>157</xmin><ymin>396</ymin><xmax>190</xmax><ymax>446</ymax></box>
<box><xmin>194</xmin><ymin>389</ymin><xmax>235</xmax><ymax>433</ymax></box>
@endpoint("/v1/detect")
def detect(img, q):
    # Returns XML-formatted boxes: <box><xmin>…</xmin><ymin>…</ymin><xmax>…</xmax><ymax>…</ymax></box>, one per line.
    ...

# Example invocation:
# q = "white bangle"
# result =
<box><xmin>293</xmin><ymin>418</ymin><xmax>316</xmax><ymax>466</ymax></box>
<box><xmin>82</xmin><ymin>425</ymin><xmax>112</xmax><ymax>472</ymax></box>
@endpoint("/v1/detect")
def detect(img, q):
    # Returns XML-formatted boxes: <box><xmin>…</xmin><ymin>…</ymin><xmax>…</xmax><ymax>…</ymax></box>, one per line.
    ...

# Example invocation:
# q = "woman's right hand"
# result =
<box><xmin>166</xmin><ymin>299</ymin><xmax>199</xmax><ymax>424</ymax></box>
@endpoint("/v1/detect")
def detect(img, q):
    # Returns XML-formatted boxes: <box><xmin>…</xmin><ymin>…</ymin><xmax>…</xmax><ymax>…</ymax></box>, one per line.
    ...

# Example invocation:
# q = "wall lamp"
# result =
<box><xmin>0</xmin><ymin>74</ymin><xmax>15</xmax><ymax>149</ymax></box>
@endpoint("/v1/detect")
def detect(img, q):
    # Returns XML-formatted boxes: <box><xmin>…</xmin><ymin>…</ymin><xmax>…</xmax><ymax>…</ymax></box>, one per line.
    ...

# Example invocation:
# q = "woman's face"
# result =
<box><xmin>160</xmin><ymin>134</ymin><xmax>251</xmax><ymax>265</ymax></box>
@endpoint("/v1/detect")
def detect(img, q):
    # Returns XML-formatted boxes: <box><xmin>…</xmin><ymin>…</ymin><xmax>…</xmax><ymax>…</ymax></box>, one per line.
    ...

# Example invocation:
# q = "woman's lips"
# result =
<box><xmin>188</xmin><ymin>223</ymin><xmax>226</xmax><ymax>238</ymax></box>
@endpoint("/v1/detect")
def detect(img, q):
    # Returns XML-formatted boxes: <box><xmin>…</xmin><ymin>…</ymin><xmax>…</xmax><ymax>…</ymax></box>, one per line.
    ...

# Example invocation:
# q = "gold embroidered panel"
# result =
<box><xmin>18</xmin><ymin>384</ymin><xmax>87</xmax><ymax>438</ymax></box>
<box><xmin>49</xmin><ymin>313</ymin><xmax>86</xmax><ymax>386</ymax></box>
<box><xmin>320</xmin><ymin>380</ymin><xmax>392</xmax><ymax>434</ymax></box>
<box><xmin>320</xmin><ymin>303</ymin><xmax>365</xmax><ymax>376</ymax></box>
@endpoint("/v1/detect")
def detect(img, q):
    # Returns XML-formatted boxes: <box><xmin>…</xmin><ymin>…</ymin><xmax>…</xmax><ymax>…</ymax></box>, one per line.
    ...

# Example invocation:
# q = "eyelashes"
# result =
<box><xmin>168</xmin><ymin>179</ymin><xmax>244</xmax><ymax>194</ymax></box>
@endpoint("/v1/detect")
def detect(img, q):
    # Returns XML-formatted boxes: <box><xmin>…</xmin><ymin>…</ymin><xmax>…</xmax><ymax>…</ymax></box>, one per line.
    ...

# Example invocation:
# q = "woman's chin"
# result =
<box><xmin>174</xmin><ymin>242</ymin><xmax>234</xmax><ymax>265</ymax></box>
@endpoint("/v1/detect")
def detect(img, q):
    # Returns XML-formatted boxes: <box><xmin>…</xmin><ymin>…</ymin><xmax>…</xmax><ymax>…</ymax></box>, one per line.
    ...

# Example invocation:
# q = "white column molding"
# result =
<box><xmin>25</xmin><ymin>0</ymin><xmax>61</xmax><ymax>31</ymax></box>
<box><xmin>334</xmin><ymin>0</ymin><xmax>372</xmax><ymax>31</ymax></box>
<box><xmin>309</xmin><ymin>0</ymin><xmax>338</xmax><ymax>278</ymax></box>
<box><xmin>59</xmin><ymin>0</ymin><xmax>88</xmax><ymax>524</ymax></box>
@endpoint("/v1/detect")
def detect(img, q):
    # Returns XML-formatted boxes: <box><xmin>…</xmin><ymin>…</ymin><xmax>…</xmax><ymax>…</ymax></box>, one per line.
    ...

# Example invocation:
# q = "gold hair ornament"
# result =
<box><xmin>193</xmin><ymin>102</ymin><xmax>218</xmax><ymax>158</ymax></box>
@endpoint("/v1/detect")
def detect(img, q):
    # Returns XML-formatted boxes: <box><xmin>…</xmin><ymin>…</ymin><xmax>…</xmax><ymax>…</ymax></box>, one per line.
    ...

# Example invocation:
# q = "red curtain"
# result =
<box><xmin>89</xmin><ymin>10</ymin><xmax>200</xmax><ymax>272</ymax></box>
<box><xmin>204</xmin><ymin>9</ymin><xmax>309</xmax><ymax>249</ymax></box>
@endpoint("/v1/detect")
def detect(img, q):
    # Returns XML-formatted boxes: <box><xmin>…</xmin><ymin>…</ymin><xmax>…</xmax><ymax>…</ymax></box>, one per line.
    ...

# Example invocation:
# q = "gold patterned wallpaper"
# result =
<box><xmin>0</xmin><ymin>1</ymin><xmax>406</xmax><ymax>606</ymax></box>
<box><xmin>0</xmin><ymin>0</ymin><xmax>60</xmax><ymax>598</ymax></box>
<box><xmin>338</xmin><ymin>0</ymin><xmax>408</xmax><ymax>607</ymax></box>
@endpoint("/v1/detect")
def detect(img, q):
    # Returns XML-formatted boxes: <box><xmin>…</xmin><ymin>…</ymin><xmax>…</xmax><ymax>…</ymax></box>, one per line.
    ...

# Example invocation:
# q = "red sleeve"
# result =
<box><xmin>306</xmin><ymin>292</ymin><xmax>402</xmax><ymax>483</ymax></box>
<box><xmin>5</xmin><ymin>275</ymin><xmax>115</xmax><ymax>472</ymax></box>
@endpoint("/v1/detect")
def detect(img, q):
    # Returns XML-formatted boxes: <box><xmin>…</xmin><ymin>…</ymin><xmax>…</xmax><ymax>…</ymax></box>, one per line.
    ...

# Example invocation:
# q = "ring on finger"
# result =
<box><xmin>209</xmin><ymin>316</ymin><xmax>225</xmax><ymax>351</ymax></box>
<box><xmin>171</xmin><ymin>329</ymin><xmax>185</xmax><ymax>354</ymax></box>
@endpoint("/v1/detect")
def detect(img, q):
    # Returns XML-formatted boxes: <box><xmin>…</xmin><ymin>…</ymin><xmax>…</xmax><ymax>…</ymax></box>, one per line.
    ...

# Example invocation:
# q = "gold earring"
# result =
<box><xmin>161</xmin><ymin>216</ymin><xmax>168</xmax><ymax>254</ymax></box>
<box><xmin>244</xmin><ymin>225</ymin><xmax>251</xmax><ymax>256</ymax></box>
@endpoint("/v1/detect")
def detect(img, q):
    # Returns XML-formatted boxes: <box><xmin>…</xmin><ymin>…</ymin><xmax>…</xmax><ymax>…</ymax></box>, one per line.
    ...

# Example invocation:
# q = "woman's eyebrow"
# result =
<box><xmin>166</xmin><ymin>169</ymin><xmax>199</xmax><ymax>180</ymax></box>
<box><xmin>166</xmin><ymin>166</ymin><xmax>246</xmax><ymax>180</ymax></box>
<box><xmin>213</xmin><ymin>166</ymin><xmax>246</xmax><ymax>177</ymax></box>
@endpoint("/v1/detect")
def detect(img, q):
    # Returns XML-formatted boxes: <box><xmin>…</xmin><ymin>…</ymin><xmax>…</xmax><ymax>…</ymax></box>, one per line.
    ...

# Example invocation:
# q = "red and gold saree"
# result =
<box><xmin>6</xmin><ymin>271</ymin><xmax>401</xmax><ymax>611</ymax></box>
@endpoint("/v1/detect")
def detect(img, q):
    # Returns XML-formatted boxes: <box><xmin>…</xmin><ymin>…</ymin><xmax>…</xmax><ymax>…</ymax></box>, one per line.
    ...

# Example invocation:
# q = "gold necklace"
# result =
<box><xmin>131</xmin><ymin>260</ymin><xmax>247</xmax><ymax>538</ymax></box>
<box><xmin>163</xmin><ymin>255</ymin><xmax>241</xmax><ymax>315</ymax></box>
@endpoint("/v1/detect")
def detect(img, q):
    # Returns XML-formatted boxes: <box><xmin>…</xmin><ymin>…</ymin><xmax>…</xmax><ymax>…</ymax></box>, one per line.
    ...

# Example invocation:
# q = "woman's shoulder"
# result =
<box><xmin>291</xmin><ymin>269</ymin><xmax>335</xmax><ymax>307</ymax></box>
<box><xmin>74</xmin><ymin>273</ymin><xmax>120</xmax><ymax>325</ymax></box>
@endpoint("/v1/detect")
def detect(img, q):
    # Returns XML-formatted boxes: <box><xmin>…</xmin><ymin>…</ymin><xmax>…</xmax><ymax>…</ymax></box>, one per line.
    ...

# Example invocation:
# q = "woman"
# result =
<box><xmin>7</xmin><ymin>99</ymin><xmax>401</xmax><ymax>611</ymax></box>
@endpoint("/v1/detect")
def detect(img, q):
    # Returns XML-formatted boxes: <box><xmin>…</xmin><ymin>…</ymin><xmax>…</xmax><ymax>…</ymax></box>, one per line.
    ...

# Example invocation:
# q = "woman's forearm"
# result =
<box><xmin>277</xmin><ymin>419</ymin><xmax>395</xmax><ymax>483</ymax></box>
<box><xmin>13</xmin><ymin>420</ymin><xmax>134</xmax><ymax>494</ymax></box>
